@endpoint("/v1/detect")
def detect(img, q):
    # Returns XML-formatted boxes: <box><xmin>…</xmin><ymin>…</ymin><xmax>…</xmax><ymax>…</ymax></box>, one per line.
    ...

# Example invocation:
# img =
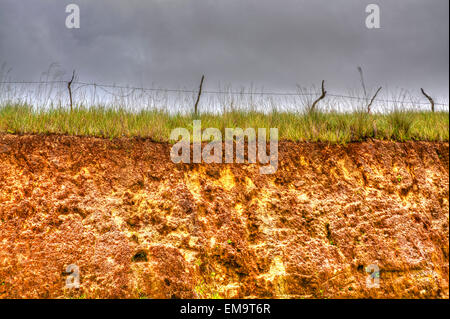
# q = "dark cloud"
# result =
<box><xmin>0</xmin><ymin>0</ymin><xmax>448</xmax><ymax>100</ymax></box>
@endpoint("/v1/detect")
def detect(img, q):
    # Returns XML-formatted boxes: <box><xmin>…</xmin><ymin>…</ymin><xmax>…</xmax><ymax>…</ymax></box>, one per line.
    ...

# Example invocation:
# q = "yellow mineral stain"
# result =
<box><xmin>296</xmin><ymin>193</ymin><xmax>309</xmax><ymax>201</ymax></box>
<box><xmin>300</xmin><ymin>156</ymin><xmax>308</xmax><ymax>166</ymax></box>
<box><xmin>235</xmin><ymin>203</ymin><xmax>244</xmax><ymax>217</ymax></box>
<box><xmin>217</xmin><ymin>167</ymin><xmax>235</xmax><ymax>191</ymax></box>
<box><xmin>245</xmin><ymin>177</ymin><xmax>256</xmax><ymax>189</ymax></box>
<box><xmin>269</xmin><ymin>256</ymin><xmax>286</xmax><ymax>278</ymax></box>
<box><xmin>257</xmin><ymin>256</ymin><xmax>287</xmax><ymax>296</ymax></box>
<box><xmin>111</xmin><ymin>210</ymin><xmax>125</xmax><ymax>228</ymax></box>
<box><xmin>184</xmin><ymin>168</ymin><xmax>203</xmax><ymax>201</ymax></box>
<box><xmin>337</xmin><ymin>159</ymin><xmax>351</xmax><ymax>179</ymax></box>
<box><xmin>210</xmin><ymin>237</ymin><xmax>216</xmax><ymax>248</ymax></box>
<box><xmin>181</xmin><ymin>249</ymin><xmax>197</xmax><ymax>263</ymax></box>
<box><xmin>330</xmin><ymin>167</ymin><xmax>337</xmax><ymax>178</ymax></box>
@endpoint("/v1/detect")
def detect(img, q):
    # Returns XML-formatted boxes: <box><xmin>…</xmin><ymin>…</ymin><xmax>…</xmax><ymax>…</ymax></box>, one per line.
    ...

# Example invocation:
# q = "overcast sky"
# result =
<box><xmin>0</xmin><ymin>0</ymin><xmax>448</xmax><ymax>100</ymax></box>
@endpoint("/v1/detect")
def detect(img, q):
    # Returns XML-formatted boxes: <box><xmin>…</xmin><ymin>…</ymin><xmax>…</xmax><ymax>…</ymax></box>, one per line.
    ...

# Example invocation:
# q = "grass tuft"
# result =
<box><xmin>0</xmin><ymin>103</ymin><xmax>448</xmax><ymax>143</ymax></box>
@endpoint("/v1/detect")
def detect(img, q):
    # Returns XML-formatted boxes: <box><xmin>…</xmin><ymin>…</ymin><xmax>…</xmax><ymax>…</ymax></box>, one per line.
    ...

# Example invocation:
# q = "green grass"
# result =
<box><xmin>0</xmin><ymin>104</ymin><xmax>448</xmax><ymax>143</ymax></box>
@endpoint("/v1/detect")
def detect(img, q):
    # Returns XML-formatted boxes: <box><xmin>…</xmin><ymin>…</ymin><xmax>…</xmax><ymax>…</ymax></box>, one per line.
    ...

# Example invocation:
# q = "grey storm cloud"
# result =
<box><xmin>0</xmin><ymin>0</ymin><xmax>448</xmax><ymax>99</ymax></box>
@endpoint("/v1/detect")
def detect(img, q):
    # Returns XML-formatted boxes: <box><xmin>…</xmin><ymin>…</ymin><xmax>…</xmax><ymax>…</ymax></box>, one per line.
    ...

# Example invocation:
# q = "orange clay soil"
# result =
<box><xmin>0</xmin><ymin>133</ymin><xmax>448</xmax><ymax>299</ymax></box>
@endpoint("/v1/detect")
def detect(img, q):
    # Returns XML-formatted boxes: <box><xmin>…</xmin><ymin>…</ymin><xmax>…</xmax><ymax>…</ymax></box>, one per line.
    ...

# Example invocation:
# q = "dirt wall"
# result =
<box><xmin>0</xmin><ymin>134</ymin><xmax>448</xmax><ymax>298</ymax></box>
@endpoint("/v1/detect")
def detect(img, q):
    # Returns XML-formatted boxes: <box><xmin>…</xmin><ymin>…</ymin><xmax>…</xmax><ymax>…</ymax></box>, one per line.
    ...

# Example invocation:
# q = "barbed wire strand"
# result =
<box><xmin>0</xmin><ymin>80</ymin><xmax>448</xmax><ymax>107</ymax></box>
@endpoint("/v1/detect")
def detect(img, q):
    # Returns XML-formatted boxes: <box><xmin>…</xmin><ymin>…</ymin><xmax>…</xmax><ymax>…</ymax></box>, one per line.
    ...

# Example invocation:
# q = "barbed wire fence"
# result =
<box><xmin>0</xmin><ymin>76</ymin><xmax>448</xmax><ymax>114</ymax></box>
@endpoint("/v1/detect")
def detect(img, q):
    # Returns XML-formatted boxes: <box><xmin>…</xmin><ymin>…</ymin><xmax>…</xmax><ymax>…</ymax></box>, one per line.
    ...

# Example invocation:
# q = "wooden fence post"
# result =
<box><xmin>421</xmin><ymin>88</ymin><xmax>435</xmax><ymax>112</ymax></box>
<box><xmin>194</xmin><ymin>75</ymin><xmax>205</xmax><ymax>117</ymax></box>
<box><xmin>68</xmin><ymin>70</ymin><xmax>75</xmax><ymax>112</ymax></box>
<box><xmin>311</xmin><ymin>80</ymin><xmax>326</xmax><ymax>112</ymax></box>
<box><xmin>367</xmin><ymin>87</ymin><xmax>382</xmax><ymax>114</ymax></box>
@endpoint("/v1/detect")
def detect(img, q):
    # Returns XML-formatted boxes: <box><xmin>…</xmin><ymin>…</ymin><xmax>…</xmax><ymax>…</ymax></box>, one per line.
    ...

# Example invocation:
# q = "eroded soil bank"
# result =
<box><xmin>0</xmin><ymin>134</ymin><xmax>448</xmax><ymax>298</ymax></box>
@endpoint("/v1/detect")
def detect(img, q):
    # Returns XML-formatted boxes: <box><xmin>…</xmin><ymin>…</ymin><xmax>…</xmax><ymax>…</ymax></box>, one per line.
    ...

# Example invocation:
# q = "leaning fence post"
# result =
<box><xmin>311</xmin><ymin>80</ymin><xmax>326</xmax><ymax>112</ymax></box>
<box><xmin>421</xmin><ymin>88</ymin><xmax>435</xmax><ymax>113</ymax></box>
<box><xmin>67</xmin><ymin>70</ymin><xmax>75</xmax><ymax>112</ymax></box>
<box><xmin>194</xmin><ymin>75</ymin><xmax>205</xmax><ymax>117</ymax></box>
<box><xmin>367</xmin><ymin>86</ymin><xmax>382</xmax><ymax>114</ymax></box>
